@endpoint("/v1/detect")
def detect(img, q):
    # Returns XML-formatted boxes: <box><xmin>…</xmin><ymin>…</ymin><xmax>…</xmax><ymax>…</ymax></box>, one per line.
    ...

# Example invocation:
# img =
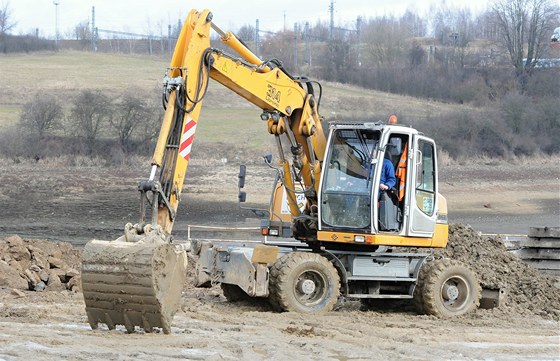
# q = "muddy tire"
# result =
<box><xmin>415</xmin><ymin>259</ymin><xmax>480</xmax><ymax>318</ymax></box>
<box><xmin>269</xmin><ymin>252</ymin><xmax>340</xmax><ymax>313</ymax></box>
<box><xmin>413</xmin><ymin>259</ymin><xmax>429</xmax><ymax>314</ymax></box>
<box><xmin>221</xmin><ymin>283</ymin><xmax>249</xmax><ymax>302</ymax></box>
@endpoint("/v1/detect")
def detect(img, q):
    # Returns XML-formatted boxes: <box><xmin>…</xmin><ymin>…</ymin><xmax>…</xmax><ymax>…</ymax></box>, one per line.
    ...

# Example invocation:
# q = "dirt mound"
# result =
<box><xmin>435</xmin><ymin>224</ymin><xmax>560</xmax><ymax>320</ymax></box>
<box><xmin>0</xmin><ymin>235</ymin><xmax>82</xmax><ymax>292</ymax></box>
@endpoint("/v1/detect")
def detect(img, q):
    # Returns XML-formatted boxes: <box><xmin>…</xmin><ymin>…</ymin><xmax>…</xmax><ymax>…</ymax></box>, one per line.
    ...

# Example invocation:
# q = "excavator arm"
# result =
<box><xmin>151</xmin><ymin>9</ymin><xmax>325</xmax><ymax>234</ymax></box>
<box><xmin>81</xmin><ymin>9</ymin><xmax>326</xmax><ymax>334</ymax></box>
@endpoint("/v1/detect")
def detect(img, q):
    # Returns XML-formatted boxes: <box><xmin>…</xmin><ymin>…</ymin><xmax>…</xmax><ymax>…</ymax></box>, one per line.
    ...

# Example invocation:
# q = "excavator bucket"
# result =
<box><xmin>81</xmin><ymin>227</ymin><xmax>187</xmax><ymax>334</ymax></box>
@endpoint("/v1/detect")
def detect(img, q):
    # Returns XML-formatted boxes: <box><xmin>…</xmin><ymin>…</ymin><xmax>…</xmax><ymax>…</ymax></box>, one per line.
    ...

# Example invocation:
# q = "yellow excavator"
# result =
<box><xmin>81</xmin><ymin>9</ymin><xmax>481</xmax><ymax>334</ymax></box>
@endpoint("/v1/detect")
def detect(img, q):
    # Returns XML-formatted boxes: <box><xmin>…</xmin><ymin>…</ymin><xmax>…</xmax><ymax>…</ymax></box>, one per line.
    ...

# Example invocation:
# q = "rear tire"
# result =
<box><xmin>415</xmin><ymin>259</ymin><xmax>480</xmax><ymax>318</ymax></box>
<box><xmin>269</xmin><ymin>252</ymin><xmax>340</xmax><ymax>313</ymax></box>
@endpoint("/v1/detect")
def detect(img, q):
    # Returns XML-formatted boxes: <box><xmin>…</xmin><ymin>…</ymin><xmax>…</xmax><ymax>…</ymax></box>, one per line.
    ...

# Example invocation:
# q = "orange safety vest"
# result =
<box><xmin>395</xmin><ymin>143</ymin><xmax>407</xmax><ymax>201</ymax></box>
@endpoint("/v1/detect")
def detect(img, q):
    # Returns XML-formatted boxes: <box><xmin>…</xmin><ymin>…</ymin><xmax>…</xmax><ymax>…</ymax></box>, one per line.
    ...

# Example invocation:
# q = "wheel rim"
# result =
<box><xmin>294</xmin><ymin>270</ymin><xmax>328</xmax><ymax>307</ymax></box>
<box><xmin>440</xmin><ymin>275</ymin><xmax>471</xmax><ymax>312</ymax></box>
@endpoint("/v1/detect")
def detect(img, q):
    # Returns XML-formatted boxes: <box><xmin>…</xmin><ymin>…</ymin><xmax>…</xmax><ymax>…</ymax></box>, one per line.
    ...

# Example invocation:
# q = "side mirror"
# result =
<box><xmin>238</xmin><ymin>165</ymin><xmax>246</xmax><ymax>189</ymax></box>
<box><xmin>263</xmin><ymin>152</ymin><xmax>273</xmax><ymax>165</ymax></box>
<box><xmin>238</xmin><ymin>191</ymin><xmax>247</xmax><ymax>203</ymax></box>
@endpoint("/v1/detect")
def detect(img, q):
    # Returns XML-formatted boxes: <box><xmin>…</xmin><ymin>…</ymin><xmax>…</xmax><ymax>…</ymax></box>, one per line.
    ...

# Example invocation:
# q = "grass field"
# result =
<box><xmin>0</xmin><ymin>50</ymin><xmax>475</xmax><ymax>145</ymax></box>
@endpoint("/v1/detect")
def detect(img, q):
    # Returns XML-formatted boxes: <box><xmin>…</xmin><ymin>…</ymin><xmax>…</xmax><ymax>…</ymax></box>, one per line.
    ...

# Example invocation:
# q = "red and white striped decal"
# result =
<box><xmin>179</xmin><ymin>116</ymin><xmax>197</xmax><ymax>160</ymax></box>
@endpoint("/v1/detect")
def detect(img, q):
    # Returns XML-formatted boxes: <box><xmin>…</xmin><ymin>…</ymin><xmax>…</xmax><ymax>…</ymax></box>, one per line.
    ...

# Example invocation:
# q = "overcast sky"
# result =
<box><xmin>9</xmin><ymin>0</ymin><xmax>492</xmax><ymax>38</ymax></box>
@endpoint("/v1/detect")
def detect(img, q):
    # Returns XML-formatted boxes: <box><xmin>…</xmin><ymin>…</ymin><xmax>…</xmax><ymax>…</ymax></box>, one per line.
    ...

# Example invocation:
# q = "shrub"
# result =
<box><xmin>67</xmin><ymin>90</ymin><xmax>112</xmax><ymax>155</ymax></box>
<box><xmin>19</xmin><ymin>93</ymin><xmax>63</xmax><ymax>137</ymax></box>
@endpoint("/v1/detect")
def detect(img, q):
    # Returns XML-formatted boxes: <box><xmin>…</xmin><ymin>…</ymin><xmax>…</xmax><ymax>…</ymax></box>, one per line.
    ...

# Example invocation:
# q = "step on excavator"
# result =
<box><xmin>81</xmin><ymin>9</ymin><xmax>481</xmax><ymax>334</ymax></box>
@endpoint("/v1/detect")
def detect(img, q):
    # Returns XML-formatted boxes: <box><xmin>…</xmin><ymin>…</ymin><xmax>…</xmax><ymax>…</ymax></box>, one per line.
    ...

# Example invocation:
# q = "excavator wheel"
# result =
<box><xmin>414</xmin><ymin>259</ymin><xmax>480</xmax><ymax>318</ymax></box>
<box><xmin>81</xmin><ymin>226</ymin><xmax>188</xmax><ymax>334</ymax></box>
<box><xmin>269</xmin><ymin>252</ymin><xmax>340</xmax><ymax>313</ymax></box>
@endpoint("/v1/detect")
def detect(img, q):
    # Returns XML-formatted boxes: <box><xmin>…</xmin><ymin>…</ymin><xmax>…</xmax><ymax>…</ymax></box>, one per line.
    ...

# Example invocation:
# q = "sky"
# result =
<box><xmin>8</xmin><ymin>0</ymin><xmax>492</xmax><ymax>38</ymax></box>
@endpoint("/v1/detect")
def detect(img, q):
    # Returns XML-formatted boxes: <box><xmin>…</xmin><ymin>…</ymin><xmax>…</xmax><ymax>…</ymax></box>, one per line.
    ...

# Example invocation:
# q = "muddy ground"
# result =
<box><xmin>0</xmin><ymin>289</ymin><xmax>558</xmax><ymax>361</ymax></box>
<box><xmin>0</xmin><ymin>156</ymin><xmax>558</xmax><ymax>244</ymax></box>
<box><xmin>0</xmin><ymin>156</ymin><xmax>559</xmax><ymax>360</ymax></box>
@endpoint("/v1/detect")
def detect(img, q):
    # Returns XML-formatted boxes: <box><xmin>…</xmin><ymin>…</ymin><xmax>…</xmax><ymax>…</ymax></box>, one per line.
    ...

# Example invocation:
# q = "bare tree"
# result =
<box><xmin>236</xmin><ymin>24</ymin><xmax>255</xmax><ymax>42</ymax></box>
<box><xmin>110</xmin><ymin>91</ymin><xmax>153</xmax><ymax>152</ymax></box>
<box><xmin>409</xmin><ymin>41</ymin><xmax>426</xmax><ymax>67</ymax></box>
<box><xmin>74</xmin><ymin>21</ymin><xmax>91</xmax><ymax>49</ymax></box>
<box><xmin>0</xmin><ymin>1</ymin><xmax>16</xmax><ymax>35</ymax></box>
<box><xmin>324</xmin><ymin>35</ymin><xmax>352</xmax><ymax>82</ymax></box>
<box><xmin>135</xmin><ymin>95</ymin><xmax>161</xmax><ymax>152</ymax></box>
<box><xmin>362</xmin><ymin>16</ymin><xmax>408</xmax><ymax>67</ymax></box>
<box><xmin>491</xmin><ymin>0</ymin><xmax>560</xmax><ymax>92</ymax></box>
<box><xmin>19</xmin><ymin>94</ymin><xmax>63</xmax><ymax>137</ymax></box>
<box><xmin>400</xmin><ymin>9</ymin><xmax>427</xmax><ymax>37</ymax></box>
<box><xmin>260</xmin><ymin>31</ymin><xmax>296</xmax><ymax>70</ymax></box>
<box><xmin>69</xmin><ymin>90</ymin><xmax>111</xmax><ymax>155</ymax></box>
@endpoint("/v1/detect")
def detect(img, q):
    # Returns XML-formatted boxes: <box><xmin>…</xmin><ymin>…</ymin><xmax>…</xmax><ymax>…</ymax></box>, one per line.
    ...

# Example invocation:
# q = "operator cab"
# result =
<box><xmin>317</xmin><ymin>121</ymin><xmax>445</xmax><ymax>246</ymax></box>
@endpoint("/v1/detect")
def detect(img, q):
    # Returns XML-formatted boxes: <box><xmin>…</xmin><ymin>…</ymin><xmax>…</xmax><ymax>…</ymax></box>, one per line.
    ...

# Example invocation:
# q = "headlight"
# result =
<box><xmin>354</xmin><ymin>235</ymin><xmax>365</xmax><ymax>243</ymax></box>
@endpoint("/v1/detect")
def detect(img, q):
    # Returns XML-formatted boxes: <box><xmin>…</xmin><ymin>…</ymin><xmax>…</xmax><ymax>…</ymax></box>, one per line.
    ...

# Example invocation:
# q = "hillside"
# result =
<box><xmin>0</xmin><ymin>51</ymin><xmax>474</xmax><ymax>138</ymax></box>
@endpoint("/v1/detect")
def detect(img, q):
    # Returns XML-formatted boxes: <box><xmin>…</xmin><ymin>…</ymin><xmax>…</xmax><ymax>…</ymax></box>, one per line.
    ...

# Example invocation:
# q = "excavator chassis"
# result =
<box><xmin>81</xmin><ymin>224</ymin><xmax>188</xmax><ymax>334</ymax></box>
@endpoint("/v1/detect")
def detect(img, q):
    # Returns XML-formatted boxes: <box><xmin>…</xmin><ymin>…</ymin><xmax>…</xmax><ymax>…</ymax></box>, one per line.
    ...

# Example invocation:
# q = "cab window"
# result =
<box><xmin>415</xmin><ymin>140</ymin><xmax>435</xmax><ymax>216</ymax></box>
<box><xmin>321</xmin><ymin>129</ymin><xmax>380</xmax><ymax>230</ymax></box>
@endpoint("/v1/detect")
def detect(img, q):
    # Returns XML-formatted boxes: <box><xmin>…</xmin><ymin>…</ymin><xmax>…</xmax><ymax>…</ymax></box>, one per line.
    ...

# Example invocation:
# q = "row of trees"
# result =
<box><xmin>7</xmin><ymin>90</ymin><xmax>161</xmax><ymax>160</ymax></box>
<box><xmin>235</xmin><ymin>0</ymin><xmax>559</xmax><ymax>96</ymax></box>
<box><xmin>2</xmin><ymin>0</ymin><xmax>558</xmax><ymax>96</ymax></box>
<box><xmin>3</xmin><ymin>82</ymin><xmax>557</xmax><ymax>163</ymax></box>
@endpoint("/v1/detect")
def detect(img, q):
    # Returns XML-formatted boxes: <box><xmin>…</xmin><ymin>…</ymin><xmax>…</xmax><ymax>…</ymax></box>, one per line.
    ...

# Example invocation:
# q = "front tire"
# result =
<box><xmin>415</xmin><ymin>259</ymin><xmax>480</xmax><ymax>317</ymax></box>
<box><xmin>269</xmin><ymin>252</ymin><xmax>340</xmax><ymax>313</ymax></box>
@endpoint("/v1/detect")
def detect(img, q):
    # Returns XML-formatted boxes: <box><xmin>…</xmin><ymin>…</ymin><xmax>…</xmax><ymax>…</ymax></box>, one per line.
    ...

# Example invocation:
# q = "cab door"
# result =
<box><xmin>408</xmin><ymin>136</ymin><xmax>438</xmax><ymax>236</ymax></box>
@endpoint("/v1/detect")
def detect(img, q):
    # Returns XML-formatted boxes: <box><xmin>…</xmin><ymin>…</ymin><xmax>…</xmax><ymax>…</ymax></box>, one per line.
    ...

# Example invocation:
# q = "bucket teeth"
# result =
<box><xmin>104</xmin><ymin>313</ymin><xmax>115</xmax><ymax>330</ymax></box>
<box><xmin>86</xmin><ymin>311</ymin><xmax>98</xmax><ymax>330</ymax></box>
<box><xmin>123</xmin><ymin>313</ymin><xmax>135</xmax><ymax>333</ymax></box>
<box><xmin>142</xmin><ymin>316</ymin><xmax>153</xmax><ymax>333</ymax></box>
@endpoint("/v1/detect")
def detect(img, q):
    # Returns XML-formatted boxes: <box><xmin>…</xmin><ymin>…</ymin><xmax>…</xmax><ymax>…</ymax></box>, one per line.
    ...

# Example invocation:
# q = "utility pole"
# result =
<box><xmin>283</xmin><ymin>11</ymin><xmax>286</xmax><ymax>32</ymax></box>
<box><xmin>356</xmin><ymin>16</ymin><xmax>362</xmax><ymax>66</ymax></box>
<box><xmin>168</xmin><ymin>24</ymin><xmax>172</xmax><ymax>55</ymax></box>
<box><xmin>329</xmin><ymin>0</ymin><xmax>334</xmax><ymax>42</ymax></box>
<box><xmin>91</xmin><ymin>6</ymin><xmax>97</xmax><ymax>51</ymax></box>
<box><xmin>305</xmin><ymin>21</ymin><xmax>311</xmax><ymax>67</ymax></box>
<box><xmin>255</xmin><ymin>19</ymin><xmax>260</xmax><ymax>58</ymax></box>
<box><xmin>294</xmin><ymin>23</ymin><xmax>298</xmax><ymax>70</ymax></box>
<box><xmin>53</xmin><ymin>0</ymin><xmax>60</xmax><ymax>46</ymax></box>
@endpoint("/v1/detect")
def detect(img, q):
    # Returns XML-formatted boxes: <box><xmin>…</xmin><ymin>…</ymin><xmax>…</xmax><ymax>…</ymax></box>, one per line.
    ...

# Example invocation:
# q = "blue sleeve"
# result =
<box><xmin>383</xmin><ymin>159</ymin><xmax>396</xmax><ymax>189</ymax></box>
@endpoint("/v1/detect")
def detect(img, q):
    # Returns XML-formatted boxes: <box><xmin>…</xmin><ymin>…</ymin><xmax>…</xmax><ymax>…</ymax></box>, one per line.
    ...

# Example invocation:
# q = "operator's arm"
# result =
<box><xmin>380</xmin><ymin>159</ymin><xmax>396</xmax><ymax>190</ymax></box>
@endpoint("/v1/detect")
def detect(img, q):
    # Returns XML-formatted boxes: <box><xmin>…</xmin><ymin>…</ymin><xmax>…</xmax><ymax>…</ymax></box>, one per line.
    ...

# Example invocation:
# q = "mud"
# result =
<box><xmin>0</xmin><ymin>230</ymin><xmax>559</xmax><ymax>360</ymax></box>
<box><xmin>438</xmin><ymin>224</ymin><xmax>560</xmax><ymax>320</ymax></box>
